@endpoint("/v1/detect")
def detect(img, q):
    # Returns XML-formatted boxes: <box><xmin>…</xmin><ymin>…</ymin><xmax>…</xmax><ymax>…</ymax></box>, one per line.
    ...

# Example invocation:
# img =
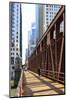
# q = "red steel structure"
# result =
<box><xmin>28</xmin><ymin>6</ymin><xmax>65</xmax><ymax>84</ymax></box>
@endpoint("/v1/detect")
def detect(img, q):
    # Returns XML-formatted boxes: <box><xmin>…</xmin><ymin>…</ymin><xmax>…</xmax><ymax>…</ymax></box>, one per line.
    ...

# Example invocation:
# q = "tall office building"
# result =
<box><xmin>28</xmin><ymin>23</ymin><xmax>36</xmax><ymax>56</ymax></box>
<box><xmin>35</xmin><ymin>5</ymin><xmax>44</xmax><ymax>42</ymax></box>
<box><xmin>43</xmin><ymin>5</ymin><xmax>61</xmax><ymax>32</ymax></box>
<box><xmin>35</xmin><ymin>4</ymin><xmax>61</xmax><ymax>43</ymax></box>
<box><xmin>9</xmin><ymin>2</ymin><xmax>22</xmax><ymax>79</ymax></box>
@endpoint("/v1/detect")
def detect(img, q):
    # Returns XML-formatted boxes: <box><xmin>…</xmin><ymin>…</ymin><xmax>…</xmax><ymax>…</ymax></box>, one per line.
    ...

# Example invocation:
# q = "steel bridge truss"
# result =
<box><xmin>28</xmin><ymin>6</ymin><xmax>65</xmax><ymax>84</ymax></box>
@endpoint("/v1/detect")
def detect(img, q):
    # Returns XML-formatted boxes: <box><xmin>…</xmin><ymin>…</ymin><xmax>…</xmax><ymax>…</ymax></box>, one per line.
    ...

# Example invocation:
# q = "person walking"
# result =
<box><xmin>38</xmin><ymin>68</ymin><xmax>40</xmax><ymax>76</ymax></box>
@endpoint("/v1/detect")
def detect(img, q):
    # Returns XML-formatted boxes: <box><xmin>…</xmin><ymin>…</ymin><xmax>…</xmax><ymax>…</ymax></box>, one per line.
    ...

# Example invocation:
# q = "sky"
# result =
<box><xmin>22</xmin><ymin>4</ymin><xmax>35</xmax><ymax>64</ymax></box>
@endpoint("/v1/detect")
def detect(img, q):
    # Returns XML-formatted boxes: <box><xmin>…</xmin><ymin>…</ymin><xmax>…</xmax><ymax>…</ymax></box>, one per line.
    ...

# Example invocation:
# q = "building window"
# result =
<box><xmin>12</xmin><ymin>33</ymin><xmax>14</xmax><ymax>36</ymax></box>
<box><xmin>46</xmin><ymin>5</ymin><xmax>48</xmax><ymax>7</ymax></box>
<box><xmin>16</xmin><ymin>32</ymin><xmax>18</xmax><ymax>34</ymax></box>
<box><xmin>16</xmin><ymin>53</ymin><xmax>18</xmax><ymax>55</ymax></box>
<box><xmin>50</xmin><ymin>15</ymin><xmax>51</xmax><ymax>17</ymax></box>
<box><xmin>46</xmin><ymin>15</ymin><xmax>48</xmax><ymax>17</ymax></box>
<box><xmin>46</xmin><ymin>11</ymin><xmax>48</xmax><ymax>14</ymax></box>
<box><xmin>12</xmin><ymin>66</ymin><xmax>14</xmax><ymax>70</ymax></box>
<box><xmin>13</xmin><ymin>48</ymin><xmax>15</xmax><ymax>51</ymax></box>
<box><xmin>46</xmin><ymin>18</ymin><xmax>48</xmax><ymax>21</ymax></box>
<box><xmin>47</xmin><ymin>25</ymin><xmax>48</xmax><ymax>28</ymax></box>
<box><xmin>16</xmin><ymin>36</ymin><xmax>18</xmax><ymax>38</ymax></box>
<box><xmin>16</xmin><ymin>48</ymin><xmax>18</xmax><ymax>51</ymax></box>
<box><xmin>11</xmin><ymin>57</ymin><xmax>14</xmax><ymax>64</ymax></box>
<box><xmin>12</xmin><ymin>9</ymin><xmax>14</xmax><ymax>12</ymax></box>
<box><xmin>11</xmin><ymin>48</ymin><xmax>12</xmax><ymax>51</ymax></box>
<box><xmin>11</xmin><ymin>53</ymin><xmax>14</xmax><ymax>55</ymax></box>
<box><xmin>12</xmin><ymin>17</ymin><xmax>15</xmax><ymax>21</ymax></box>
<box><xmin>16</xmin><ymin>40</ymin><xmax>18</xmax><ymax>42</ymax></box>
<box><xmin>11</xmin><ymin>42</ymin><xmax>14</xmax><ymax>47</ymax></box>
<box><xmin>12</xmin><ymin>25</ymin><xmax>15</xmax><ymax>28</ymax></box>
<box><xmin>16</xmin><ymin>44</ymin><xmax>18</xmax><ymax>46</ymax></box>
<box><xmin>17</xmin><ymin>4</ymin><xmax>19</xmax><ymax>7</ymax></box>
<box><xmin>11</xmin><ymin>38</ymin><xmax>14</xmax><ymax>42</ymax></box>
<box><xmin>12</xmin><ymin>29</ymin><xmax>15</xmax><ymax>32</ymax></box>
<box><xmin>46</xmin><ymin>21</ymin><xmax>48</xmax><ymax>24</ymax></box>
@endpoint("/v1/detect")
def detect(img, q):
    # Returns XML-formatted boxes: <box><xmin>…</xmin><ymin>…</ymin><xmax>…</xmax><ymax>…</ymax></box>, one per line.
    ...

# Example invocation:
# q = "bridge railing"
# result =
<box><xmin>16</xmin><ymin>69</ymin><xmax>25</xmax><ymax>97</ymax></box>
<box><xmin>40</xmin><ymin>69</ymin><xmax>64</xmax><ymax>83</ymax></box>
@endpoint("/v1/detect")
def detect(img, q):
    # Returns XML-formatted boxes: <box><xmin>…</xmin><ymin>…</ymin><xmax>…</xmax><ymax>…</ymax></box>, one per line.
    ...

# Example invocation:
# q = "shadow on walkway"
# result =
<box><xmin>29</xmin><ymin>71</ymin><xmax>64</xmax><ymax>95</ymax></box>
<box><xmin>23</xmin><ymin>70</ymin><xmax>64</xmax><ymax>96</ymax></box>
<box><xmin>23</xmin><ymin>72</ymin><xmax>33</xmax><ymax>96</ymax></box>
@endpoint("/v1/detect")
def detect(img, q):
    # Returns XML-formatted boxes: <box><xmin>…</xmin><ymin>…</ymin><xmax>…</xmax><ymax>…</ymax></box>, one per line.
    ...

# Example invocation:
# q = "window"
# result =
<box><xmin>16</xmin><ymin>36</ymin><xmax>18</xmax><ymax>38</ymax></box>
<box><xmin>13</xmin><ymin>48</ymin><xmax>15</xmax><ymax>51</ymax></box>
<box><xmin>50</xmin><ymin>12</ymin><xmax>51</xmax><ymax>14</ymax></box>
<box><xmin>46</xmin><ymin>14</ymin><xmax>48</xmax><ymax>17</ymax></box>
<box><xmin>46</xmin><ymin>21</ymin><xmax>48</xmax><ymax>24</ymax></box>
<box><xmin>11</xmin><ymin>57</ymin><xmax>14</xmax><ymax>64</ymax></box>
<box><xmin>51</xmin><ymin>12</ymin><xmax>53</xmax><ymax>14</ymax></box>
<box><xmin>12</xmin><ymin>17</ymin><xmax>15</xmax><ymax>21</ymax></box>
<box><xmin>11</xmin><ymin>42</ymin><xmax>14</xmax><ymax>47</ymax></box>
<box><xmin>46</xmin><ymin>18</ymin><xmax>48</xmax><ymax>21</ymax></box>
<box><xmin>16</xmin><ymin>40</ymin><xmax>18</xmax><ymax>42</ymax></box>
<box><xmin>11</xmin><ymin>48</ymin><xmax>12</xmax><ymax>51</ymax></box>
<box><xmin>12</xmin><ymin>33</ymin><xmax>14</xmax><ymax>36</ymax></box>
<box><xmin>11</xmin><ymin>53</ymin><xmax>14</xmax><ymax>55</ymax></box>
<box><xmin>11</xmin><ymin>38</ymin><xmax>14</xmax><ymax>42</ymax></box>
<box><xmin>11</xmin><ymin>21</ymin><xmax>15</xmax><ymax>25</ymax></box>
<box><xmin>12</xmin><ymin>29</ymin><xmax>15</xmax><ymax>32</ymax></box>
<box><xmin>46</xmin><ymin>5</ymin><xmax>48</xmax><ymax>7</ymax></box>
<box><xmin>47</xmin><ymin>25</ymin><xmax>48</xmax><ymax>28</ymax></box>
<box><xmin>46</xmin><ymin>11</ymin><xmax>48</xmax><ymax>14</ymax></box>
<box><xmin>12</xmin><ymin>66</ymin><xmax>14</xmax><ymax>70</ymax></box>
<box><xmin>16</xmin><ymin>32</ymin><xmax>18</xmax><ymax>34</ymax></box>
<box><xmin>16</xmin><ymin>44</ymin><xmax>18</xmax><ymax>46</ymax></box>
<box><xmin>50</xmin><ymin>15</ymin><xmax>51</xmax><ymax>18</ymax></box>
<box><xmin>17</xmin><ymin>4</ymin><xmax>19</xmax><ymax>7</ymax></box>
<box><xmin>16</xmin><ymin>48</ymin><xmax>18</xmax><ymax>51</ymax></box>
<box><xmin>16</xmin><ymin>53</ymin><xmax>18</xmax><ymax>55</ymax></box>
<box><xmin>12</xmin><ymin>25</ymin><xmax>15</xmax><ymax>28</ymax></box>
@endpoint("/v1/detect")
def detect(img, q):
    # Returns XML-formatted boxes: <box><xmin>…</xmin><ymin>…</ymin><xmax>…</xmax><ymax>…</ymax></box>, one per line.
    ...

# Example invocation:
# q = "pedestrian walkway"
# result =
<box><xmin>23</xmin><ymin>70</ymin><xmax>64</xmax><ymax>96</ymax></box>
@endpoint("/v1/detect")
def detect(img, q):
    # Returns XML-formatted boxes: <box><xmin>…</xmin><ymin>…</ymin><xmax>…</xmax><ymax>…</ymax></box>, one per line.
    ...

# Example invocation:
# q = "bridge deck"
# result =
<box><xmin>22</xmin><ymin>70</ymin><xmax>64</xmax><ymax>96</ymax></box>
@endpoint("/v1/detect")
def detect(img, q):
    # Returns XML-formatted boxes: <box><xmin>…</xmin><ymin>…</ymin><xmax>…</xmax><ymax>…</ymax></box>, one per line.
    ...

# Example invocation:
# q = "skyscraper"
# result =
<box><xmin>43</xmin><ymin>5</ymin><xmax>61</xmax><ymax>31</ymax></box>
<box><xmin>35</xmin><ymin>5</ymin><xmax>44</xmax><ymax>42</ymax></box>
<box><xmin>9</xmin><ymin>2</ymin><xmax>22</xmax><ymax>79</ymax></box>
<box><xmin>35</xmin><ymin>4</ymin><xmax>61</xmax><ymax>43</ymax></box>
<box><xmin>28</xmin><ymin>23</ymin><xmax>36</xmax><ymax>56</ymax></box>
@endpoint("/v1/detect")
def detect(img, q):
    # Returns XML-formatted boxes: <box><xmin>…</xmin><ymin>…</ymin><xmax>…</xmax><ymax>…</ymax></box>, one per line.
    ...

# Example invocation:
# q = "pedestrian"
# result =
<box><xmin>38</xmin><ymin>68</ymin><xmax>40</xmax><ymax>76</ymax></box>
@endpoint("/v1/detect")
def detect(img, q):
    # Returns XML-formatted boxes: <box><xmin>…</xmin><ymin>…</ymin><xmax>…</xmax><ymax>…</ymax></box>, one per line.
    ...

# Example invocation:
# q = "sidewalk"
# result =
<box><xmin>23</xmin><ymin>70</ymin><xmax>64</xmax><ymax>96</ymax></box>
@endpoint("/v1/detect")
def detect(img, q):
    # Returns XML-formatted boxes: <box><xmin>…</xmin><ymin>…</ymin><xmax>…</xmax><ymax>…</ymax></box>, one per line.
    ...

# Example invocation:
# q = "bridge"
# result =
<box><xmin>28</xmin><ymin>5</ymin><xmax>65</xmax><ymax>84</ymax></box>
<box><xmin>15</xmin><ymin>6</ymin><xmax>65</xmax><ymax>97</ymax></box>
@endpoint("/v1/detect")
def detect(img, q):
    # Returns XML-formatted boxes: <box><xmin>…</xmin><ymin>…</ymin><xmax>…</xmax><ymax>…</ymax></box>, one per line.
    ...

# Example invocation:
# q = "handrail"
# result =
<box><xmin>40</xmin><ymin>69</ymin><xmax>64</xmax><ymax>83</ymax></box>
<box><xmin>16</xmin><ymin>69</ymin><xmax>24</xmax><ymax>96</ymax></box>
<box><xmin>40</xmin><ymin>69</ymin><xmax>64</xmax><ymax>75</ymax></box>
